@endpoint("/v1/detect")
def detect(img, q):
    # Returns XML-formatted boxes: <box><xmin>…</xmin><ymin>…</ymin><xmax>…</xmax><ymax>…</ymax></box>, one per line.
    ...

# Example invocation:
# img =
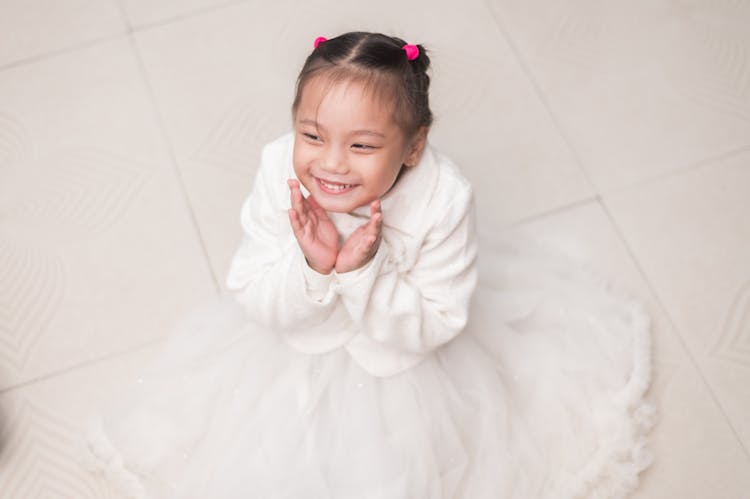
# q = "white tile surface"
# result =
<box><xmin>132</xmin><ymin>1</ymin><xmax>303</xmax><ymax>283</ymax></box>
<box><xmin>605</xmin><ymin>151</ymin><xmax>750</xmax><ymax>452</ymax></box>
<box><xmin>0</xmin><ymin>0</ymin><xmax>126</xmax><ymax>68</ymax></box>
<box><xmin>0</xmin><ymin>38</ymin><xmax>216</xmax><ymax>390</ymax></box>
<box><xmin>487</xmin><ymin>0</ymin><xmax>750</xmax><ymax>193</ymax></box>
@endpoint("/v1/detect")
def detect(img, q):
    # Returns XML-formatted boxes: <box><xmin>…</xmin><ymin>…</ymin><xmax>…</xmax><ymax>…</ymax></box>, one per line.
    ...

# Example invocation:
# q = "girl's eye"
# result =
<box><xmin>351</xmin><ymin>143</ymin><xmax>375</xmax><ymax>150</ymax></box>
<box><xmin>302</xmin><ymin>132</ymin><xmax>320</xmax><ymax>141</ymax></box>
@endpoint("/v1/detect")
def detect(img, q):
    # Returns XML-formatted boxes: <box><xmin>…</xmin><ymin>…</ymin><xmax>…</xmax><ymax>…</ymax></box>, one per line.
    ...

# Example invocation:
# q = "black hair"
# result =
<box><xmin>291</xmin><ymin>31</ymin><xmax>432</xmax><ymax>137</ymax></box>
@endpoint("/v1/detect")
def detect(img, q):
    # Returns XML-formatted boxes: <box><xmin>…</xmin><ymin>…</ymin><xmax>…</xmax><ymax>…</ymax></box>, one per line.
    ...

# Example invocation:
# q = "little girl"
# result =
<box><xmin>80</xmin><ymin>32</ymin><xmax>655</xmax><ymax>499</ymax></box>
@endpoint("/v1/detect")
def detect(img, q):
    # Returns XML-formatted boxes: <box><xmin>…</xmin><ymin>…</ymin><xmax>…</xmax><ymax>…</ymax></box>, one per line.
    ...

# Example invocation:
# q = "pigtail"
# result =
<box><xmin>400</xmin><ymin>43</ymin><xmax>432</xmax><ymax>130</ymax></box>
<box><xmin>409</xmin><ymin>44</ymin><xmax>430</xmax><ymax>74</ymax></box>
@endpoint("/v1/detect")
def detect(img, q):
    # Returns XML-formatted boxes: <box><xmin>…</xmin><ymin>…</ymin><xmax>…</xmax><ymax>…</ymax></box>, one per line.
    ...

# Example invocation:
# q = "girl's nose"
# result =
<box><xmin>321</xmin><ymin>146</ymin><xmax>349</xmax><ymax>174</ymax></box>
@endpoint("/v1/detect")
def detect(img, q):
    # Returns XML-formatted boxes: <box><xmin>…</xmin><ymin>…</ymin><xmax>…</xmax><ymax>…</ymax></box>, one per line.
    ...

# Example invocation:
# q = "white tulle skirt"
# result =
<box><xmin>76</xmin><ymin>231</ymin><xmax>655</xmax><ymax>499</ymax></box>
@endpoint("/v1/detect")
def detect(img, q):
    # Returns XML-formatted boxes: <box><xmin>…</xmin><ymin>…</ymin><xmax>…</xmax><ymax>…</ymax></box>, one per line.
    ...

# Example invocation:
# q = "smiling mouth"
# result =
<box><xmin>315</xmin><ymin>177</ymin><xmax>358</xmax><ymax>194</ymax></box>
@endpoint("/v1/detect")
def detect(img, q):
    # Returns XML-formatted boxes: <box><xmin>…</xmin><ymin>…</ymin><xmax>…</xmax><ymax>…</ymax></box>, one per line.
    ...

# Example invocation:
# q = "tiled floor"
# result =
<box><xmin>0</xmin><ymin>0</ymin><xmax>748</xmax><ymax>497</ymax></box>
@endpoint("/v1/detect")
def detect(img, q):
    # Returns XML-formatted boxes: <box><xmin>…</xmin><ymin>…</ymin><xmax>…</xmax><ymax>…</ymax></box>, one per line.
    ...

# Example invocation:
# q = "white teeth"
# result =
<box><xmin>319</xmin><ymin>179</ymin><xmax>354</xmax><ymax>191</ymax></box>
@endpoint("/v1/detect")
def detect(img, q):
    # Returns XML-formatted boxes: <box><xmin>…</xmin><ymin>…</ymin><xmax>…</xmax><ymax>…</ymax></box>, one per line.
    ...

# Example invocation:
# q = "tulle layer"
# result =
<box><xmin>76</xmin><ymin>233</ymin><xmax>655</xmax><ymax>499</ymax></box>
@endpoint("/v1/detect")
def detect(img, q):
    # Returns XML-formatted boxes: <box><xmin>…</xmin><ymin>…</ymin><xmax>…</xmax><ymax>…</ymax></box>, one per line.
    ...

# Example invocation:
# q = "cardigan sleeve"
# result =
<box><xmin>334</xmin><ymin>184</ymin><xmax>478</xmax><ymax>357</ymax></box>
<box><xmin>225</xmin><ymin>143</ymin><xmax>355</xmax><ymax>352</ymax></box>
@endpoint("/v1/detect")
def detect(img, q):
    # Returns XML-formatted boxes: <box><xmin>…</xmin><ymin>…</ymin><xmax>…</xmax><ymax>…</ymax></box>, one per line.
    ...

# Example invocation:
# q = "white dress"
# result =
<box><xmin>77</xmin><ymin>134</ymin><xmax>655</xmax><ymax>499</ymax></box>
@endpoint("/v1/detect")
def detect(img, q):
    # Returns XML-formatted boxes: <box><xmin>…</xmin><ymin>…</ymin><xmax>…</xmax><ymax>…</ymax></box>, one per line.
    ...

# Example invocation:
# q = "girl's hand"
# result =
<box><xmin>335</xmin><ymin>200</ymin><xmax>382</xmax><ymax>274</ymax></box>
<box><xmin>287</xmin><ymin>179</ymin><xmax>339</xmax><ymax>274</ymax></box>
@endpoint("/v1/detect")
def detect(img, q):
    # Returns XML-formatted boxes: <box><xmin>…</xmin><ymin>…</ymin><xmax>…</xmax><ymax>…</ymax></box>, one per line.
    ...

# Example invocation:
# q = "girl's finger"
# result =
<box><xmin>370</xmin><ymin>199</ymin><xmax>381</xmax><ymax>217</ymax></box>
<box><xmin>370</xmin><ymin>201</ymin><xmax>382</xmax><ymax>229</ymax></box>
<box><xmin>304</xmin><ymin>198</ymin><xmax>318</xmax><ymax>224</ymax></box>
<box><xmin>287</xmin><ymin>178</ymin><xmax>299</xmax><ymax>201</ymax></box>
<box><xmin>359</xmin><ymin>235</ymin><xmax>377</xmax><ymax>255</ymax></box>
<box><xmin>287</xmin><ymin>179</ymin><xmax>300</xmax><ymax>208</ymax></box>
<box><xmin>366</xmin><ymin>212</ymin><xmax>381</xmax><ymax>236</ymax></box>
<box><xmin>307</xmin><ymin>195</ymin><xmax>328</xmax><ymax>218</ymax></box>
<box><xmin>288</xmin><ymin>209</ymin><xmax>303</xmax><ymax>238</ymax></box>
<box><xmin>290</xmin><ymin>182</ymin><xmax>309</xmax><ymax>224</ymax></box>
<box><xmin>288</xmin><ymin>178</ymin><xmax>302</xmax><ymax>201</ymax></box>
<box><xmin>290</xmin><ymin>209</ymin><xmax>315</xmax><ymax>244</ymax></box>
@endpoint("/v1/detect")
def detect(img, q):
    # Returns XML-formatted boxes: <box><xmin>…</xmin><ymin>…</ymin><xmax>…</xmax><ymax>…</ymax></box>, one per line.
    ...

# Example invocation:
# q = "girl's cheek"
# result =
<box><xmin>295</xmin><ymin>145</ymin><xmax>314</xmax><ymax>164</ymax></box>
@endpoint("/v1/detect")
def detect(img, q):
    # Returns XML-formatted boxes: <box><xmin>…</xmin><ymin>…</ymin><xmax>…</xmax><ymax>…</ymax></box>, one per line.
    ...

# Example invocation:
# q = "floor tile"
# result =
<box><xmin>486</xmin><ymin>0</ymin><xmax>750</xmax><ymax>193</ymax></box>
<box><xmin>0</xmin><ymin>38</ymin><xmax>216</xmax><ymax>390</ymax></box>
<box><xmin>0</xmin><ymin>0</ymin><xmax>126</xmax><ymax>68</ymax></box>
<box><xmin>132</xmin><ymin>1</ymin><xmax>299</xmax><ymax>284</ymax></box>
<box><xmin>606</xmin><ymin>152</ymin><xmax>750</xmax><ymax>452</ymax></box>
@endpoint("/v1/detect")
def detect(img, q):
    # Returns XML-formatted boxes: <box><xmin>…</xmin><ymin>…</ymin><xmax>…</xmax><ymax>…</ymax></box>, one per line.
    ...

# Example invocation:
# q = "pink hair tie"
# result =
<box><xmin>313</xmin><ymin>36</ymin><xmax>327</xmax><ymax>49</ymax></box>
<box><xmin>402</xmin><ymin>44</ymin><xmax>419</xmax><ymax>61</ymax></box>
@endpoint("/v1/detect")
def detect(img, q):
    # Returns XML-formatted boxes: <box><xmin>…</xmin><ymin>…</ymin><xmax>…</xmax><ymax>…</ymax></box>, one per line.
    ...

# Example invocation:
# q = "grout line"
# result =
<box><xmin>598</xmin><ymin>196</ymin><xmax>750</xmax><ymax>460</ymax></box>
<box><xmin>113</xmin><ymin>0</ymin><xmax>134</xmax><ymax>33</ymax></box>
<box><xmin>0</xmin><ymin>338</ymin><xmax>167</xmax><ymax>396</ymax></box>
<box><xmin>0</xmin><ymin>31</ymin><xmax>129</xmax><ymax>73</ymax></box>
<box><xmin>599</xmin><ymin>143</ymin><xmax>750</xmax><ymax>198</ymax></box>
<box><xmin>125</xmin><ymin>0</ymin><xmax>250</xmax><ymax>34</ymax></box>
<box><xmin>504</xmin><ymin>194</ymin><xmax>600</xmax><ymax>229</ymax></box>
<box><xmin>0</xmin><ymin>0</ymin><xmax>251</xmax><ymax>74</ymax></box>
<box><xmin>483</xmin><ymin>0</ymin><xmax>599</xmax><ymax>197</ymax></box>
<box><xmin>125</xmin><ymin>33</ymin><xmax>222</xmax><ymax>295</ymax></box>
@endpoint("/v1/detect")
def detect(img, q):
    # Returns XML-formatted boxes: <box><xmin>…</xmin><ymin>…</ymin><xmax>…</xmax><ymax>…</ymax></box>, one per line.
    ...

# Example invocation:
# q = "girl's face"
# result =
<box><xmin>292</xmin><ymin>76</ymin><xmax>426</xmax><ymax>213</ymax></box>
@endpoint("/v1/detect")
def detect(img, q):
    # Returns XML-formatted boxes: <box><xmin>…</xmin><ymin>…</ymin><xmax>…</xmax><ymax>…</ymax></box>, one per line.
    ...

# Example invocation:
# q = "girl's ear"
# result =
<box><xmin>404</xmin><ymin>126</ymin><xmax>429</xmax><ymax>167</ymax></box>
